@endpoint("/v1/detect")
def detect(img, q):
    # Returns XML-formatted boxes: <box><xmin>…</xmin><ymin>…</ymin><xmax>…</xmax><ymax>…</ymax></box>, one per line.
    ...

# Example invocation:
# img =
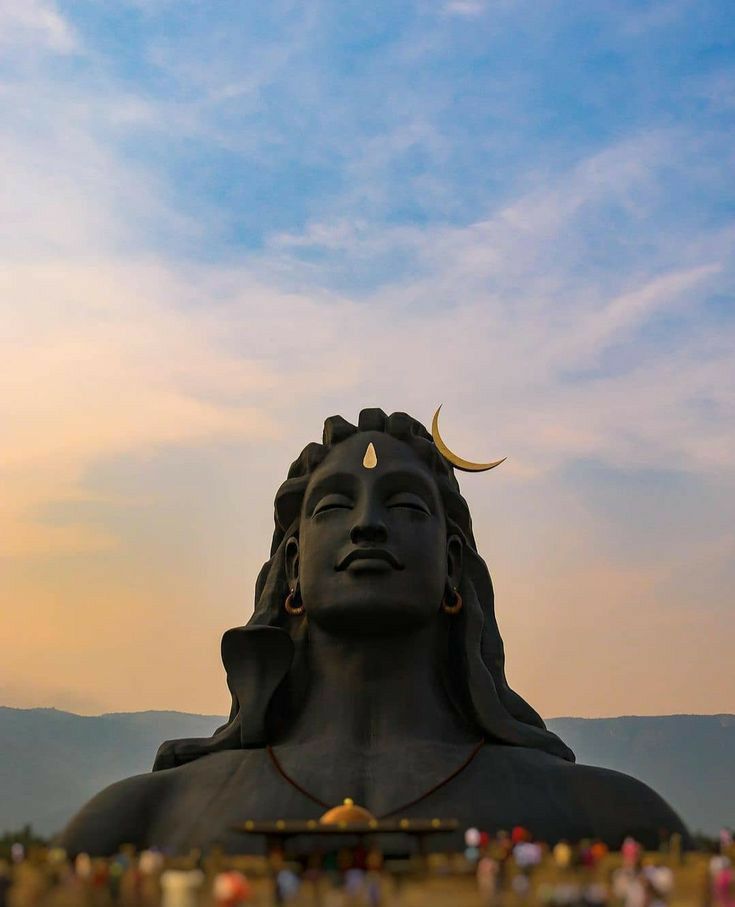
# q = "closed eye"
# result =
<box><xmin>386</xmin><ymin>493</ymin><xmax>431</xmax><ymax>515</ymax></box>
<box><xmin>313</xmin><ymin>493</ymin><xmax>353</xmax><ymax>516</ymax></box>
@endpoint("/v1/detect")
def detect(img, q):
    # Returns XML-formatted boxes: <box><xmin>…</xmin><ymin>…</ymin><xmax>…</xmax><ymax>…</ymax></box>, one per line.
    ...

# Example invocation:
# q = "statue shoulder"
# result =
<box><xmin>473</xmin><ymin>747</ymin><xmax>689</xmax><ymax>848</ymax></box>
<box><xmin>56</xmin><ymin>769</ymin><xmax>169</xmax><ymax>857</ymax></box>
<box><xmin>566</xmin><ymin>760</ymin><xmax>690</xmax><ymax>848</ymax></box>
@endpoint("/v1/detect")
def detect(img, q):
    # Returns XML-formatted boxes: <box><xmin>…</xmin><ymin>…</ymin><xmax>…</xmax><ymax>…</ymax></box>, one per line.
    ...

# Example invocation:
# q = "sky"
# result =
<box><xmin>1</xmin><ymin>0</ymin><xmax>734</xmax><ymax>719</ymax></box>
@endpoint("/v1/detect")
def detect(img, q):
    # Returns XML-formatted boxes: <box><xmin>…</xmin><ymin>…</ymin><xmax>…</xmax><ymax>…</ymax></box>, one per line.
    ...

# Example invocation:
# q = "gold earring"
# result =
<box><xmin>441</xmin><ymin>588</ymin><xmax>463</xmax><ymax>615</ymax></box>
<box><xmin>284</xmin><ymin>587</ymin><xmax>305</xmax><ymax>615</ymax></box>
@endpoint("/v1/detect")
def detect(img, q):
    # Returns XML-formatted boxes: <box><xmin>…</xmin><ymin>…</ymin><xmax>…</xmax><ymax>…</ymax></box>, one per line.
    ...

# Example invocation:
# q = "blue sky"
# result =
<box><xmin>11</xmin><ymin>0</ymin><xmax>735</xmax><ymax>263</ymax></box>
<box><xmin>1</xmin><ymin>0</ymin><xmax>733</xmax><ymax>717</ymax></box>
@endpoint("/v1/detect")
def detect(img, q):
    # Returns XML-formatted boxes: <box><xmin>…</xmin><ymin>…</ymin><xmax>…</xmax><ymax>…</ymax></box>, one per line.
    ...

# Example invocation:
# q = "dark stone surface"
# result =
<box><xmin>57</xmin><ymin>410</ymin><xmax>689</xmax><ymax>854</ymax></box>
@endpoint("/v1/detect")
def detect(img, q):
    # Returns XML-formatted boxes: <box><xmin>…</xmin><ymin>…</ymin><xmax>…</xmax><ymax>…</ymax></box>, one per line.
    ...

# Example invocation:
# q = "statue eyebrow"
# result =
<box><xmin>304</xmin><ymin>472</ymin><xmax>356</xmax><ymax>514</ymax></box>
<box><xmin>375</xmin><ymin>469</ymin><xmax>438</xmax><ymax>509</ymax></box>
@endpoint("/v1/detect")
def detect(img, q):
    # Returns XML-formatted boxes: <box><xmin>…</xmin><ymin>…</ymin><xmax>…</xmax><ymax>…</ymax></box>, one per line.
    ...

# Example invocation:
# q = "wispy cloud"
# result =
<box><xmin>0</xmin><ymin>0</ymin><xmax>78</xmax><ymax>54</ymax></box>
<box><xmin>441</xmin><ymin>1</ymin><xmax>489</xmax><ymax>18</ymax></box>
<box><xmin>3</xmin><ymin>123</ymin><xmax>733</xmax><ymax>554</ymax></box>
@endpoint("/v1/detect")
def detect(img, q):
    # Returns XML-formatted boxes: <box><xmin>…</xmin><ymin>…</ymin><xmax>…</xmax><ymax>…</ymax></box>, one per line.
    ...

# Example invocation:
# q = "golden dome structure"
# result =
<box><xmin>319</xmin><ymin>798</ymin><xmax>376</xmax><ymax>826</ymax></box>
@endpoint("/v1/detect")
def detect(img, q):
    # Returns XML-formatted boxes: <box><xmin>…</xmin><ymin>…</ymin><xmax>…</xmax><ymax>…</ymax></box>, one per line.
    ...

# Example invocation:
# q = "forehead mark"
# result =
<box><xmin>362</xmin><ymin>442</ymin><xmax>378</xmax><ymax>469</ymax></box>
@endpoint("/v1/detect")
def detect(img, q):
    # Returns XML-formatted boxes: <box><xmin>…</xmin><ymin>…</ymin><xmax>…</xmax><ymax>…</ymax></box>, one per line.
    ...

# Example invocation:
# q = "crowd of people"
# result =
<box><xmin>0</xmin><ymin>826</ymin><xmax>733</xmax><ymax>907</ymax></box>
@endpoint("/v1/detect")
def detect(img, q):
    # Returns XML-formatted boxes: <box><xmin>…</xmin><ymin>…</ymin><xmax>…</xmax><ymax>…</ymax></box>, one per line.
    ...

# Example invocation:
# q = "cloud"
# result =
<box><xmin>0</xmin><ymin>0</ymin><xmax>78</xmax><ymax>54</ymax></box>
<box><xmin>3</xmin><ymin>123</ymin><xmax>733</xmax><ymax>556</ymax></box>
<box><xmin>259</xmin><ymin>127</ymin><xmax>734</xmax><ymax>473</ymax></box>
<box><xmin>556</xmin><ymin>263</ymin><xmax>722</xmax><ymax>367</ymax></box>
<box><xmin>441</xmin><ymin>1</ymin><xmax>489</xmax><ymax>17</ymax></box>
<box><xmin>616</xmin><ymin>0</ymin><xmax>694</xmax><ymax>37</ymax></box>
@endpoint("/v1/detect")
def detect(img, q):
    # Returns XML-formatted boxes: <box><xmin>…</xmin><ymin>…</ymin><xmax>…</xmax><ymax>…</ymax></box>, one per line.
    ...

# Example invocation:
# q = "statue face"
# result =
<box><xmin>291</xmin><ymin>431</ymin><xmax>459</xmax><ymax>635</ymax></box>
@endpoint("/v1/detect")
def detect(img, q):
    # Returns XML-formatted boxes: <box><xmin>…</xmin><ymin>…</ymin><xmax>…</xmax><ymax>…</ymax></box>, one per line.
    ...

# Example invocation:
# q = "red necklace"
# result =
<box><xmin>266</xmin><ymin>740</ymin><xmax>484</xmax><ymax>820</ymax></box>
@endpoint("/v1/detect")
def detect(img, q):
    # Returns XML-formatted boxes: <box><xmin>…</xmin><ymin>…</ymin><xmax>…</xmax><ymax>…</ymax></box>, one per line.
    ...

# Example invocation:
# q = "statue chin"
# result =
<box><xmin>305</xmin><ymin>597</ymin><xmax>440</xmax><ymax>637</ymax></box>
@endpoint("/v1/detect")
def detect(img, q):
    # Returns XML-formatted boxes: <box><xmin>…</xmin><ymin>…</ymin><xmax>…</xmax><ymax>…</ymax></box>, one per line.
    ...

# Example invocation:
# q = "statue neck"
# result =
<box><xmin>279</xmin><ymin>620</ymin><xmax>478</xmax><ymax>749</ymax></box>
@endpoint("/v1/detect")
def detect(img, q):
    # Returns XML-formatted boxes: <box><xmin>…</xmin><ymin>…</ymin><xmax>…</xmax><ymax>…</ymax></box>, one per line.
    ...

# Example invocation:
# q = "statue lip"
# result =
<box><xmin>336</xmin><ymin>547</ymin><xmax>404</xmax><ymax>571</ymax></box>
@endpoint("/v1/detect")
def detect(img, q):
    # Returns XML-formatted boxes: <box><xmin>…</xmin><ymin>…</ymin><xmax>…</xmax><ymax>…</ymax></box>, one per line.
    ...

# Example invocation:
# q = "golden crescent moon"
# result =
<box><xmin>431</xmin><ymin>405</ymin><xmax>506</xmax><ymax>473</ymax></box>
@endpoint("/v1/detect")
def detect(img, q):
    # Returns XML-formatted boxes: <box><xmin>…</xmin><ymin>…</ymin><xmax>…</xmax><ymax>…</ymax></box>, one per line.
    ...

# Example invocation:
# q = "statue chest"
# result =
<box><xmin>150</xmin><ymin>744</ymin><xmax>589</xmax><ymax>854</ymax></box>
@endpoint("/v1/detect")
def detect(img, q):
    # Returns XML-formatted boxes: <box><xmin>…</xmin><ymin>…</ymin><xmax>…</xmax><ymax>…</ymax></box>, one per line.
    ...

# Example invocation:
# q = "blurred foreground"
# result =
<box><xmin>2</xmin><ymin>827</ymin><xmax>735</xmax><ymax>907</ymax></box>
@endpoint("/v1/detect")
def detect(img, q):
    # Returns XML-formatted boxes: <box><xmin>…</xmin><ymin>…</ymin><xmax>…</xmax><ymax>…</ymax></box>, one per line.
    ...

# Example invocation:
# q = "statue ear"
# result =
<box><xmin>446</xmin><ymin>533</ymin><xmax>463</xmax><ymax>592</ymax></box>
<box><xmin>285</xmin><ymin>535</ymin><xmax>300</xmax><ymax>589</ymax></box>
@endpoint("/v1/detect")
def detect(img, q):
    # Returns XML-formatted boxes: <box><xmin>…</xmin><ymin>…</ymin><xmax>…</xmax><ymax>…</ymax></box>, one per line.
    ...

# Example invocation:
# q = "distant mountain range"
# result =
<box><xmin>1</xmin><ymin>708</ymin><xmax>733</xmax><ymax>837</ymax></box>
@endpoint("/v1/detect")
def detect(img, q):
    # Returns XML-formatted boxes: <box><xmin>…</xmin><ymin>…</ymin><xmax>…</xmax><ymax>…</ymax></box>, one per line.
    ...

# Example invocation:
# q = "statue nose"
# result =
<box><xmin>350</xmin><ymin>520</ymin><xmax>387</xmax><ymax>545</ymax></box>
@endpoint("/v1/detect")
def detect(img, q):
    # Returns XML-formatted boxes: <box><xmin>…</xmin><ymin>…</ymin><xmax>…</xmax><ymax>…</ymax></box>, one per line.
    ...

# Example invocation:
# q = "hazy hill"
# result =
<box><xmin>1</xmin><ymin>708</ymin><xmax>733</xmax><ymax>836</ymax></box>
<box><xmin>0</xmin><ymin>707</ymin><xmax>223</xmax><ymax>837</ymax></box>
<box><xmin>548</xmin><ymin>715</ymin><xmax>735</xmax><ymax>837</ymax></box>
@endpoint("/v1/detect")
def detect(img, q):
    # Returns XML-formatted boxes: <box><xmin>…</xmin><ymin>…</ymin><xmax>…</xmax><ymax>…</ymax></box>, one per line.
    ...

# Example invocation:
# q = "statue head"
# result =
<box><xmin>153</xmin><ymin>409</ymin><xmax>574</xmax><ymax>770</ymax></box>
<box><xmin>286</xmin><ymin>425</ymin><xmax>463</xmax><ymax>636</ymax></box>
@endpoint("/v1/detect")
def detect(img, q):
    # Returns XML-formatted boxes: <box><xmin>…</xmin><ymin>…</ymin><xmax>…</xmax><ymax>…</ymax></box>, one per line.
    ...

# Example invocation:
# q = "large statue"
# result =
<box><xmin>59</xmin><ymin>409</ymin><xmax>688</xmax><ymax>854</ymax></box>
